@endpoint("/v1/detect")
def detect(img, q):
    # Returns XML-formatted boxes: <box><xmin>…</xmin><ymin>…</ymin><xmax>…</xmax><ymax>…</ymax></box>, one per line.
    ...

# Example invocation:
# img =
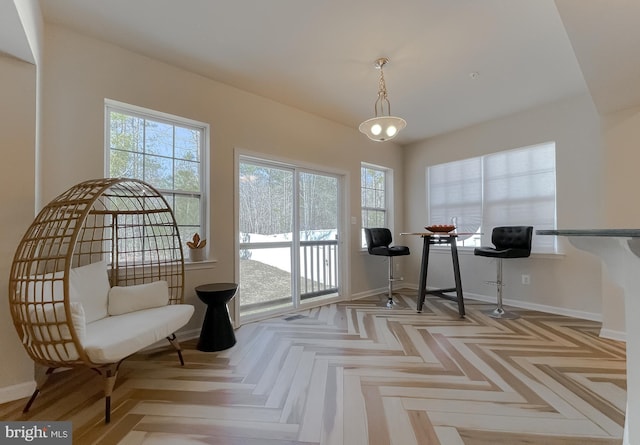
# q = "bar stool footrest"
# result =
<box><xmin>484</xmin><ymin>307</ymin><xmax>519</xmax><ymax>319</ymax></box>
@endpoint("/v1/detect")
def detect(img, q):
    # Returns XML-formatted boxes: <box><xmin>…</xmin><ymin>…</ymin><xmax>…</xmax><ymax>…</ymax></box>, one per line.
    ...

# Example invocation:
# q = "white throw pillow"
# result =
<box><xmin>69</xmin><ymin>261</ymin><xmax>111</xmax><ymax>323</ymax></box>
<box><xmin>108</xmin><ymin>280</ymin><xmax>169</xmax><ymax>316</ymax></box>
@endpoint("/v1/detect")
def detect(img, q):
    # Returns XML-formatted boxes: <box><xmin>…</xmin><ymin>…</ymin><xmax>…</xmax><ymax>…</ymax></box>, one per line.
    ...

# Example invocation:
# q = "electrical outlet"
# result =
<box><xmin>521</xmin><ymin>274</ymin><xmax>530</xmax><ymax>285</ymax></box>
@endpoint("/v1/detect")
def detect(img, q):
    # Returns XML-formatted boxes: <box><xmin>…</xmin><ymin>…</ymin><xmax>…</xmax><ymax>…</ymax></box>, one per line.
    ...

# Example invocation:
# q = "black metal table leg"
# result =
<box><xmin>416</xmin><ymin>236</ymin><xmax>430</xmax><ymax>312</ymax></box>
<box><xmin>413</xmin><ymin>233</ymin><xmax>466</xmax><ymax>317</ymax></box>
<box><xmin>450</xmin><ymin>241</ymin><xmax>466</xmax><ymax>318</ymax></box>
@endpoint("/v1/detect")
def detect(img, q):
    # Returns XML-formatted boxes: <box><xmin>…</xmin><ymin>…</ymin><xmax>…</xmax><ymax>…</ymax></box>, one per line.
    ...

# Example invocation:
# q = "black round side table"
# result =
<box><xmin>195</xmin><ymin>283</ymin><xmax>238</xmax><ymax>352</ymax></box>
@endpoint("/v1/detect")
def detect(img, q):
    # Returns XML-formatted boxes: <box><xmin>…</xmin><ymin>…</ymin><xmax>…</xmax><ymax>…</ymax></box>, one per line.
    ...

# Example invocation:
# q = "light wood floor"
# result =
<box><xmin>0</xmin><ymin>291</ymin><xmax>627</xmax><ymax>444</ymax></box>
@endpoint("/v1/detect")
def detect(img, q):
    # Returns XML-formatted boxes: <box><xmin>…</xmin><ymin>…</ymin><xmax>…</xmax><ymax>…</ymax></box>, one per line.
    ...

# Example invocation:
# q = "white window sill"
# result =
<box><xmin>185</xmin><ymin>258</ymin><xmax>218</xmax><ymax>270</ymax></box>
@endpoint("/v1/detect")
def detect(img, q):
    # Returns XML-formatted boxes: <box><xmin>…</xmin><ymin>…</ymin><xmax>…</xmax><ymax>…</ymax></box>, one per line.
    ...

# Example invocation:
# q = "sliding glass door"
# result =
<box><xmin>238</xmin><ymin>156</ymin><xmax>341</xmax><ymax>321</ymax></box>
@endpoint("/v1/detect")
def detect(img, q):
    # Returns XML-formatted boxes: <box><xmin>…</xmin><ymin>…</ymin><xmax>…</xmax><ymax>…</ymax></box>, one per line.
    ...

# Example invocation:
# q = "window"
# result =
<box><xmin>361</xmin><ymin>164</ymin><xmax>389</xmax><ymax>248</ymax></box>
<box><xmin>427</xmin><ymin>142</ymin><xmax>556</xmax><ymax>253</ymax></box>
<box><xmin>105</xmin><ymin>100</ymin><xmax>208</xmax><ymax>249</ymax></box>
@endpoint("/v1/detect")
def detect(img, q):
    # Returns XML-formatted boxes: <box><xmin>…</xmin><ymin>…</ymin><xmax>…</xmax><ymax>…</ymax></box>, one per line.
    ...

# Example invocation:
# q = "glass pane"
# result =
<box><xmin>375</xmin><ymin>189</ymin><xmax>385</xmax><ymax>208</ymax></box>
<box><xmin>239</xmin><ymin>160</ymin><xmax>296</xmax><ymax>318</ymax></box>
<box><xmin>298</xmin><ymin>171</ymin><xmax>339</xmax><ymax>304</ymax></box>
<box><xmin>362</xmin><ymin>189</ymin><xmax>373</xmax><ymax>208</ymax></box>
<box><xmin>175</xmin><ymin>127</ymin><xmax>200</xmax><ymax>161</ymax></box>
<box><xmin>110</xmin><ymin>112</ymin><xmax>143</xmax><ymax>153</ymax></box>
<box><xmin>145</xmin><ymin>121</ymin><xmax>173</xmax><ymax>157</ymax></box>
<box><xmin>239</xmin><ymin>162</ymin><xmax>293</xmax><ymax>239</ymax></box>
<box><xmin>144</xmin><ymin>154</ymin><xmax>173</xmax><ymax>189</ymax></box>
<box><xmin>361</xmin><ymin>166</ymin><xmax>385</xmax><ymax>211</ymax></box>
<box><xmin>174</xmin><ymin>159</ymin><xmax>200</xmax><ymax>192</ymax></box>
<box><xmin>178</xmin><ymin>224</ymin><xmax>200</xmax><ymax>248</ymax></box>
<box><xmin>174</xmin><ymin>195</ymin><xmax>201</xmax><ymax>226</ymax></box>
<box><xmin>299</xmin><ymin>172</ymin><xmax>337</xmax><ymax>235</ymax></box>
<box><xmin>373</xmin><ymin>170</ymin><xmax>384</xmax><ymax>190</ymax></box>
<box><xmin>370</xmin><ymin>210</ymin><xmax>385</xmax><ymax>227</ymax></box>
<box><xmin>110</xmin><ymin>151</ymin><xmax>143</xmax><ymax>179</ymax></box>
<box><xmin>240</xmin><ymin>247</ymin><xmax>293</xmax><ymax>313</ymax></box>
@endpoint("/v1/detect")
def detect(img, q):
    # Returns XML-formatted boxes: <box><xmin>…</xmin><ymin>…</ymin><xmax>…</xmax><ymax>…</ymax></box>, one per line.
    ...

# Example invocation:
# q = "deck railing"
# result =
<box><xmin>299</xmin><ymin>240</ymin><xmax>338</xmax><ymax>299</ymax></box>
<box><xmin>239</xmin><ymin>238</ymin><xmax>338</xmax><ymax>310</ymax></box>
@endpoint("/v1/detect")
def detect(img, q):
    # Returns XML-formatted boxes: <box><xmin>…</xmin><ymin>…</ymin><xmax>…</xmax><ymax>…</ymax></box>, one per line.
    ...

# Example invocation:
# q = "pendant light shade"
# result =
<box><xmin>359</xmin><ymin>58</ymin><xmax>406</xmax><ymax>142</ymax></box>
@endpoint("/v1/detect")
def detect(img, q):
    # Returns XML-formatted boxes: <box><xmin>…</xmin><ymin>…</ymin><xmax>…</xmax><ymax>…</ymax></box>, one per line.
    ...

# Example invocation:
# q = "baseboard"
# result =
<box><xmin>599</xmin><ymin>328</ymin><xmax>627</xmax><ymax>342</ymax></box>
<box><xmin>0</xmin><ymin>380</ymin><xmax>36</xmax><ymax>405</ymax></box>
<box><xmin>350</xmin><ymin>287</ymin><xmax>388</xmax><ymax>300</ymax></box>
<box><xmin>401</xmin><ymin>283</ymin><xmax>604</xmax><ymax>323</ymax></box>
<box><xmin>462</xmin><ymin>291</ymin><xmax>603</xmax><ymax>323</ymax></box>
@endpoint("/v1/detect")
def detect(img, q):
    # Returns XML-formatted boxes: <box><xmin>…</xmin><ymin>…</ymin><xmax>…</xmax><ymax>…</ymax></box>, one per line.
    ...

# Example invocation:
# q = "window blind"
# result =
<box><xmin>428</xmin><ymin>157</ymin><xmax>482</xmax><ymax>241</ymax></box>
<box><xmin>427</xmin><ymin>142</ymin><xmax>556</xmax><ymax>253</ymax></box>
<box><xmin>483</xmin><ymin>142</ymin><xmax>556</xmax><ymax>252</ymax></box>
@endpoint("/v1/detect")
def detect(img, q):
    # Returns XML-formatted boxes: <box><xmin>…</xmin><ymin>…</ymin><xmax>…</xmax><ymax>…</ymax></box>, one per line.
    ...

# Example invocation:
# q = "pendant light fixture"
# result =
<box><xmin>359</xmin><ymin>57</ymin><xmax>406</xmax><ymax>142</ymax></box>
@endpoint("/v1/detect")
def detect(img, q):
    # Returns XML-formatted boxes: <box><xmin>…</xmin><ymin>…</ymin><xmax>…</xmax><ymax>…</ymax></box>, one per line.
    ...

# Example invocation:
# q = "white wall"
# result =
<box><xmin>0</xmin><ymin>55</ymin><xmax>38</xmax><ymax>402</ymax></box>
<box><xmin>402</xmin><ymin>94</ymin><xmax>611</xmax><ymax>326</ymax></box>
<box><xmin>597</xmin><ymin>106</ymin><xmax>640</xmax><ymax>336</ymax></box>
<box><xmin>603</xmin><ymin>106</ymin><xmax>640</xmax><ymax>225</ymax></box>
<box><xmin>0</xmin><ymin>0</ymin><xmax>43</xmax><ymax>404</ymax></box>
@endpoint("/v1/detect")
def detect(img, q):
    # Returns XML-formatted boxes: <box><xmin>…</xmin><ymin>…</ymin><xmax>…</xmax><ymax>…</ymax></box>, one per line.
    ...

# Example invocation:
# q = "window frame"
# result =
<box><xmin>104</xmin><ymin>99</ymin><xmax>210</xmax><ymax>256</ymax></box>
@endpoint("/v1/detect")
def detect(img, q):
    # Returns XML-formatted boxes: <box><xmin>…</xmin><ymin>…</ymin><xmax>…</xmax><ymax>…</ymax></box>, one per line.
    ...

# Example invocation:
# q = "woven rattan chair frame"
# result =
<box><xmin>8</xmin><ymin>178</ymin><xmax>186</xmax><ymax>421</ymax></box>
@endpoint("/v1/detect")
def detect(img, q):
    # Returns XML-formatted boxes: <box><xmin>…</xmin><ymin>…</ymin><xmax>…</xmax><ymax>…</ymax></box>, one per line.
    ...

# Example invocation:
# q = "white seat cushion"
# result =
<box><xmin>83</xmin><ymin>304</ymin><xmax>194</xmax><ymax>364</ymax></box>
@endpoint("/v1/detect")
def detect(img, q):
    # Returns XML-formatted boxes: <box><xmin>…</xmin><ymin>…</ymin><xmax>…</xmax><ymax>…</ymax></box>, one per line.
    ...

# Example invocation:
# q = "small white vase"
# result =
<box><xmin>188</xmin><ymin>248</ymin><xmax>205</xmax><ymax>262</ymax></box>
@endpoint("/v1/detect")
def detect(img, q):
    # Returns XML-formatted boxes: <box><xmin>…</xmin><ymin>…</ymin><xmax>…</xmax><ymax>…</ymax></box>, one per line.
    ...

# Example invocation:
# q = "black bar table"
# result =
<box><xmin>402</xmin><ymin>232</ymin><xmax>466</xmax><ymax>317</ymax></box>
<box><xmin>195</xmin><ymin>282</ymin><xmax>238</xmax><ymax>352</ymax></box>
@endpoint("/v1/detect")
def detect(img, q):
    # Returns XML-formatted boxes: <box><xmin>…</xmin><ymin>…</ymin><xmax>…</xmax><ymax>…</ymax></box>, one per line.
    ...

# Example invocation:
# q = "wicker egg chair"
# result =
<box><xmin>8</xmin><ymin>178</ymin><xmax>194</xmax><ymax>423</ymax></box>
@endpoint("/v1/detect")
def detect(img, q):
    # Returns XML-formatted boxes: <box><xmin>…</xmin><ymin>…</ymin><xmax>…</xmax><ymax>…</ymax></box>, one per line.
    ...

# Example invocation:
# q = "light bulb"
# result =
<box><xmin>386</xmin><ymin>125</ymin><xmax>397</xmax><ymax>137</ymax></box>
<box><xmin>371</xmin><ymin>124</ymin><xmax>382</xmax><ymax>136</ymax></box>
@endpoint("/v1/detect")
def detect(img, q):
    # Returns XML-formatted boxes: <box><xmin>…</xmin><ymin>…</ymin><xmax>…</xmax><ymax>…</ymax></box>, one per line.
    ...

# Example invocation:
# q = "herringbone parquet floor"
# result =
<box><xmin>0</xmin><ymin>291</ymin><xmax>627</xmax><ymax>444</ymax></box>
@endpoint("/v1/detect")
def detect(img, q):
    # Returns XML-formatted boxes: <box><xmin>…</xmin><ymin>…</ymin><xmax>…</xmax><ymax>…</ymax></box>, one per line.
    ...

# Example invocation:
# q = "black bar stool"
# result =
<box><xmin>364</xmin><ymin>228</ymin><xmax>410</xmax><ymax>308</ymax></box>
<box><xmin>474</xmin><ymin>226</ymin><xmax>533</xmax><ymax>319</ymax></box>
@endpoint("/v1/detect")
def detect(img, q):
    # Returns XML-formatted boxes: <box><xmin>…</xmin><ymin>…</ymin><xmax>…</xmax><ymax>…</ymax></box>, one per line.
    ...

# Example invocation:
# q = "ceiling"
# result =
<box><xmin>29</xmin><ymin>0</ymin><xmax>640</xmax><ymax>145</ymax></box>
